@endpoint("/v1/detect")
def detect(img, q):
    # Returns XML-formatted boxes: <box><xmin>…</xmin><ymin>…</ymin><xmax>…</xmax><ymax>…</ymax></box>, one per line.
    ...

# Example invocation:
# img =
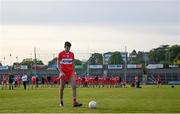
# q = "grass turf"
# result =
<box><xmin>0</xmin><ymin>85</ymin><xmax>180</xmax><ymax>113</ymax></box>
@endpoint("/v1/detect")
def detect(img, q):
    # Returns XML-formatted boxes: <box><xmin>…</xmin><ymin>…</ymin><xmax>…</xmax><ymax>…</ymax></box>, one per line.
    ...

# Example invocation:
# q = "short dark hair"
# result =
<box><xmin>64</xmin><ymin>41</ymin><xmax>72</xmax><ymax>47</ymax></box>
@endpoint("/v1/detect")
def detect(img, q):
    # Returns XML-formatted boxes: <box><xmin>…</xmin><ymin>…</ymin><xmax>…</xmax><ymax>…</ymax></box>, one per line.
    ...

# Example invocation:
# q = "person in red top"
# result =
<box><xmin>31</xmin><ymin>76</ymin><xmax>36</xmax><ymax>89</ymax></box>
<box><xmin>2</xmin><ymin>74</ymin><xmax>8</xmax><ymax>90</ymax></box>
<box><xmin>156</xmin><ymin>75</ymin><xmax>161</xmax><ymax>88</ymax></box>
<box><xmin>57</xmin><ymin>41</ymin><xmax>82</xmax><ymax>107</ymax></box>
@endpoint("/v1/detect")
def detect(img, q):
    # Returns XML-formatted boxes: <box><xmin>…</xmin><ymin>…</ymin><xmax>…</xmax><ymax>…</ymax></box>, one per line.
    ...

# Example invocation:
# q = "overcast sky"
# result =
<box><xmin>0</xmin><ymin>0</ymin><xmax>180</xmax><ymax>65</ymax></box>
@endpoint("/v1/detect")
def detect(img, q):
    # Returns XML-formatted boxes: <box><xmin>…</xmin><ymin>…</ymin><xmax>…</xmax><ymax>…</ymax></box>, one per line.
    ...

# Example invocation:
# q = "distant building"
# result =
<box><xmin>103</xmin><ymin>52</ymin><xmax>112</xmax><ymax>64</ymax></box>
<box><xmin>129</xmin><ymin>50</ymin><xmax>149</xmax><ymax>64</ymax></box>
<box><xmin>129</xmin><ymin>50</ymin><xmax>137</xmax><ymax>62</ymax></box>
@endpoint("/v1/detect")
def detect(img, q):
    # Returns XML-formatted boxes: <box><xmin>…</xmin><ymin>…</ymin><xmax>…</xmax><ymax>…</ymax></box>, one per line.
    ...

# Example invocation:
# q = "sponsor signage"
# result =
<box><xmin>169</xmin><ymin>65</ymin><xmax>179</xmax><ymax>68</ymax></box>
<box><xmin>108</xmin><ymin>65</ymin><xmax>122</xmax><ymax>69</ymax></box>
<box><xmin>32</xmin><ymin>65</ymin><xmax>48</xmax><ymax>70</ymax></box>
<box><xmin>20</xmin><ymin>65</ymin><xmax>28</xmax><ymax>70</ymax></box>
<box><xmin>75</xmin><ymin>65</ymin><xmax>83</xmax><ymax>69</ymax></box>
<box><xmin>127</xmin><ymin>64</ymin><xmax>142</xmax><ymax>69</ymax></box>
<box><xmin>146</xmin><ymin>64</ymin><xmax>163</xmax><ymax>69</ymax></box>
<box><xmin>89</xmin><ymin>65</ymin><xmax>103</xmax><ymax>69</ymax></box>
<box><xmin>0</xmin><ymin>66</ymin><xmax>9</xmax><ymax>70</ymax></box>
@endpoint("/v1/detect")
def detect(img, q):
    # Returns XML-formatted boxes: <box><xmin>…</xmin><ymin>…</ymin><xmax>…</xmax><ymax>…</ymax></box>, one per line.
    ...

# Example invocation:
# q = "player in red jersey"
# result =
<box><xmin>57</xmin><ymin>41</ymin><xmax>82</xmax><ymax>107</ymax></box>
<box><xmin>156</xmin><ymin>75</ymin><xmax>161</xmax><ymax>88</ymax></box>
<box><xmin>31</xmin><ymin>76</ymin><xmax>36</xmax><ymax>89</ymax></box>
<box><xmin>2</xmin><ymin>74</ymin><xmax>8</xmax><ymax>90</ymax></box>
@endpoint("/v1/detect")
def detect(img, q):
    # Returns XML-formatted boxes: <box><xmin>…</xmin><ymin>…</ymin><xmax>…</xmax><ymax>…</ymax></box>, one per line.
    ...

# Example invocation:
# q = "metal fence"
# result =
<box><xmin>0</xmin><ymin>68</ymin><xmax>180</xmax><ymax>84</ymax></box>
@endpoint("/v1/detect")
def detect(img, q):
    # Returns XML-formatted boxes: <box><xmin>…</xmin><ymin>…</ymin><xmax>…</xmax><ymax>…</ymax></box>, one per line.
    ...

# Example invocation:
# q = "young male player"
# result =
<box><xmin>57</xmin><ymin>41</ymin><xmax>82</xmax><ymax>107</ymax></box>
<box><xmin>156</xmin><ymin>75</ymin><xmax>161</xmax><ymax>88</ymax></box>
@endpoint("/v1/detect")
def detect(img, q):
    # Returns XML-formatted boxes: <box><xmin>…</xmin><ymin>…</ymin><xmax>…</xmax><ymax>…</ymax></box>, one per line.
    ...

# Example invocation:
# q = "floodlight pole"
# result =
<box><xmin>34</xmin><ymin>48</ymin><xmax>37</xmax><ymax>76</ymax></box>
<box><xmin>124</xmin><ymin>46</ymin><xmax>127</xmax><ymax>82</ymax></box>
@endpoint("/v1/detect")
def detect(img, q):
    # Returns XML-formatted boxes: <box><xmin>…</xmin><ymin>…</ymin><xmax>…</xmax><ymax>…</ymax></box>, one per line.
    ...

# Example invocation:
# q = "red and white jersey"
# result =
<box><xmin>31</xmin><ymin>76</ymin><xmax>36</xmax><ymax>82</ymax></box>
<box><xmin>58</xmin><ymin>51</ymin><xmax>74</xmax><ymax>73</ymax></box>
<box><xmin>135</xmin><ymin>76</ymin><xmax>139</xmax><ymax>82</ymax></box>
<box><xmin>156</xmin><ymin>75</ymin><xmax>161</xmax><ymax>82</ymax></box>
<box><xmin>3</xmin><ymin>75</ymin><xmax>8</xmax><ymax>81</ymax></box>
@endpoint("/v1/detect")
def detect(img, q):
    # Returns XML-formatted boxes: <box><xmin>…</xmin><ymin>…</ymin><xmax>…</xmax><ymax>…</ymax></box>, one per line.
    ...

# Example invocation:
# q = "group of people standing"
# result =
<box><xmin>1</xmin><ymin>73</ymin><xmax>28</xmax><ymax>90</ymax></box>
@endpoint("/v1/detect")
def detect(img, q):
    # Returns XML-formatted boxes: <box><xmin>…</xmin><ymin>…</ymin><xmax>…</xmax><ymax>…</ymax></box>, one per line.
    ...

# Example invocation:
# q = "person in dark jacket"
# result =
<box><xmin>9</xmin><ymin>74</ymin><xmax>15</xmax><ymax>90</ymax></box>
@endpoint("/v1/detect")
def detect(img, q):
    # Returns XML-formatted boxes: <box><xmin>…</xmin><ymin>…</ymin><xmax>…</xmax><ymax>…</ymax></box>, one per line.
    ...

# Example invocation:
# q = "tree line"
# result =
<box><xmin>1</xmin><ymin>44</ymin><xmax>179</xmax><ymax>68</ymax></box>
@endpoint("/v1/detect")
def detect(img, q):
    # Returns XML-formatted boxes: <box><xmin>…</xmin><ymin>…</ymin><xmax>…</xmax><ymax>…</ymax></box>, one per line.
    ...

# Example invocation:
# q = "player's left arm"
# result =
<box><xmin>72</xmin><ymin>53</ymin><xmax>76</xmax><ymax>76</ymax></box>
<box><xmin>72</xmin><ymin>61</ymin><xmax>75</xmax><ymax>72</ymax></box>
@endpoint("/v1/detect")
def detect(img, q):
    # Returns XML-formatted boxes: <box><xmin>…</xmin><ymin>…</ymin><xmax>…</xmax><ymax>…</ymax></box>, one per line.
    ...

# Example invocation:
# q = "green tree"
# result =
<box><xmin>108</xmin><ymin>51</ymin><xmax>123</xmax><ymax>64</ymax></box>
<box><xmin>33</xmin><ymin>59</ymin><xmax>44</xmax><ymax>65</ymax></box>
<box><xmin>149</xmin><ymin>45</ymin><xmax>180</xmax><ymax>64</ymax></box>
<box><xmin>20</xmin><ymin>59</ymin><xmax>33</xmax><ymax>68</ymax></box>
<box><xmin>168</xmin><ymin>45</ymin><xmax>180</xmax><ymax>63</ymax></box>
<box><xmin>48</xmin><ymin>57</ymin><xmax>57</xmax><ymax>66</ymax></box>
<box><xmin>88</xmin><ymin>53</ymin><xmax>103</xmax><ymax>65</ymax></box>
<box><xmin>149</xmin><ymin>45</ymin><xmax>169</xmax><ymax>64</ymax></box>
<box><xmin>74</xmin><ymin>59</ymin><xmax>82</xmax><ymax>65</ymax></box>
<box><xmin>20</xmin><ymin>58</ymin><xmax>44</xmax><ymax>68</ymax></box>
<box><xmin>176</xmin><ymin>53</ymin><xmax>180</xmax><ymax>60</ymax></box>
<box><xmin>136</xmin><ymin>51</ymin><xmax>145</xmax><ymax>64</ymax></box>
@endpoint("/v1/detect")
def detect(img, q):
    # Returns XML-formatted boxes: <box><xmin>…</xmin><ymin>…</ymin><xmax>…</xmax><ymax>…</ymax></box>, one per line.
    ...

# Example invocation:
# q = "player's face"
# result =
<box><xmin>65</xmin><ymin>46</ymin><xmax>71</xmax><ymax>52</ymax></box>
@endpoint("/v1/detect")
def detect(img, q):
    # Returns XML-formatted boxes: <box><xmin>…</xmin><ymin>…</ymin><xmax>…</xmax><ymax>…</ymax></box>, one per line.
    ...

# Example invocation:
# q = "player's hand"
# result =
<box><xmin>74</xmin><ymin>71</ymin><xmax>77</xmax><ymax>77</ymax></box>
<box><xmin>59</xmin><ymin>72</ymin><xmax>65</xmax><ymax>78</ymax></box>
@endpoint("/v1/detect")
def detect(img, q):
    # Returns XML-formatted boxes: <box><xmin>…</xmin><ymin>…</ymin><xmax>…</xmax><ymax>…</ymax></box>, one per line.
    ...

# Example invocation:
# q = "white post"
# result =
<box><xmin>16</xmin><ymin>56</ymin><xmax>19</xmax><ymax>63</ymax></box>
<box><xmin>124</xmin><ymin>46</ymin><xmax>127</xmax><ymax>82</ymax></box>
<box><xmin>10</xmin><ymin>53</ymin><xmax>12</xmax><ymax>66</ymax></box>
<box><xmin>34</xmin><ymin>48</ymin><xmax>37</xmax><ymax>76</ymax></box>
<box><xmin>87</xmin><ymin>53</ymin><xmax>91</xmax><ymax>76</ymax></box>
<box><xmin>3</xmin><ymin>57</ymin><xmax>6</xmax><ymax>65</ymax></box>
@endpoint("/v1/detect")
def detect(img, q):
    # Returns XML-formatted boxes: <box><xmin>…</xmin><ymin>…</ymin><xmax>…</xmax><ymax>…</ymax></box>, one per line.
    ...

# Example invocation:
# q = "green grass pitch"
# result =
<box><xmin>0</xmin><ymin>85</ymin><xmax>180</xmax><ymax>113</ymax></box>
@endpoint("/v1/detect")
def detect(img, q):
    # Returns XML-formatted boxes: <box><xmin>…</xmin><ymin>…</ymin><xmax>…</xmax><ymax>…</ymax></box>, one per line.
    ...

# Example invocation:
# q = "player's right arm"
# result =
<box><xmin>57</xmin><ymin>54</ymin><xmax>65</xmax><ymax>79</ymax></box>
